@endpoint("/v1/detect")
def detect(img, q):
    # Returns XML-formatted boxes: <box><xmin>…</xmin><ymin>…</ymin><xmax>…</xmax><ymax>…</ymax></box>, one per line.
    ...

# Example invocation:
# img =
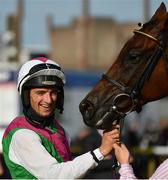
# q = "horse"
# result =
<box><xmin>79</xmin><ymin>2</ymin><xmax>168</xmax><ymax>130</ymax></box>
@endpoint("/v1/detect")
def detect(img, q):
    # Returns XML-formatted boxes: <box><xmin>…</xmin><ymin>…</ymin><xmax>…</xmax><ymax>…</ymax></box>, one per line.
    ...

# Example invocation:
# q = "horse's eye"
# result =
<box><xmin>130</xmin><ymin>51</ymin><xmax>139</xmax><ymax>57</ymax></box>
<box><xmin>124</xmin><ymin>50</ymin><xmax>141</xmax><ymax>64</ymax></box>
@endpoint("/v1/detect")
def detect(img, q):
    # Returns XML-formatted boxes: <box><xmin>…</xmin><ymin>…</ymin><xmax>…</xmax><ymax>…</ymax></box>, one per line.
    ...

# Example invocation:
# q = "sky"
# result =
<box><xmin>0</xmin><ymin>0</ymin><xmax>168</xmax><ymax>49</ymax></box>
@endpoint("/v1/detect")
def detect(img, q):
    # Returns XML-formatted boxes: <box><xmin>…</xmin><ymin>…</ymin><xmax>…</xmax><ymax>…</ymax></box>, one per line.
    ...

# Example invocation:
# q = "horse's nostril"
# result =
<box><xmin>79</xmin><ymin>100</ymin><xmax>94</xmax><ymax>120</ymax></box>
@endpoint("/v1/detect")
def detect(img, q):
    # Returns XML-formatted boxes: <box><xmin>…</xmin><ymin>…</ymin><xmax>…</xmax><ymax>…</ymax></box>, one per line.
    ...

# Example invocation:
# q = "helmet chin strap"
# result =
<box><xmin>24</xmin><ymin>106</ymin><xmax>55</xmax><ymax>128</ymax></box>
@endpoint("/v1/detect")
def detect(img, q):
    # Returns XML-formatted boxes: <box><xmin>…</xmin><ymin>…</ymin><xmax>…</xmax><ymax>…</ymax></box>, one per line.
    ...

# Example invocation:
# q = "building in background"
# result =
<box><xmin>48</xmin><ymin>11</ymin><xmax>137</xmax><ymax>70</ymax></box>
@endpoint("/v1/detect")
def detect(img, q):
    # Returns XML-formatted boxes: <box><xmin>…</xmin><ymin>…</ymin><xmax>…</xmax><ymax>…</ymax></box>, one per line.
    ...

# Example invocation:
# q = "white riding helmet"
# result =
<box><xmin>17</xmin><ymin>57</ymin><xmax>65</xmax><ymax>113</ymax></box>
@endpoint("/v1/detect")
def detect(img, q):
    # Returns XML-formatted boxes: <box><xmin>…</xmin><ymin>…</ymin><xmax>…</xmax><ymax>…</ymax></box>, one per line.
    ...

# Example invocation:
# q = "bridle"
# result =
<box><xmin>102</xmin><ymin>29</ymin><xmax>168</xmax><ymax>118</ymax></box>
<box><xmin>100</xmin><ymin>29</ymin><xmax>168</xmax><ymax>171</ymax></box>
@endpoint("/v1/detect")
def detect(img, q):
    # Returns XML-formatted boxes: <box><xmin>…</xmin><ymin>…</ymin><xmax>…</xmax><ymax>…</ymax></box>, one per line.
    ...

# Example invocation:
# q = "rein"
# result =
<box><xmin>102</xmin><ymin>29</ymin><xmax>168</xmax><ymax>116</ymax></box>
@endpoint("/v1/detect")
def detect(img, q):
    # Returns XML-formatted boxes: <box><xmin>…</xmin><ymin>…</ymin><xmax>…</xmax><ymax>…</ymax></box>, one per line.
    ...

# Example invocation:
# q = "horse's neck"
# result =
<box><xmin>141</xmin><ymin>60</ymin><xmax>168</xmax><ymax>103</ymax></box>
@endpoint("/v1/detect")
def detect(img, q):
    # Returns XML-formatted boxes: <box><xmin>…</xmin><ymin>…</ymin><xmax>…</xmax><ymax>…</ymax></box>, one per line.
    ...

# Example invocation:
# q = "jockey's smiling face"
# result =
<box><xmin>30</xmin><ymin>87</ymin><xmax>58</xmax><ymax>117</ymax></box>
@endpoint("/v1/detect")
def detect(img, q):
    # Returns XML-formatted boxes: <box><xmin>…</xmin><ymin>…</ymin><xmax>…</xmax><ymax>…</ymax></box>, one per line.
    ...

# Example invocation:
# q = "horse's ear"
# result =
<box><xmin>150</xmin><ymin>2</ymin><xmax>167</xmax><ymax>21</ymax></box>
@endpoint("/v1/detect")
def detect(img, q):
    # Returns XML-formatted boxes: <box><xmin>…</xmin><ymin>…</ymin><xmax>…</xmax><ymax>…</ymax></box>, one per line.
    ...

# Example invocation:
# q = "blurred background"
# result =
<box><xmin>1</xmin><ymin>0</ymin><xmax>168</xmax><ymax>178</ymax></box>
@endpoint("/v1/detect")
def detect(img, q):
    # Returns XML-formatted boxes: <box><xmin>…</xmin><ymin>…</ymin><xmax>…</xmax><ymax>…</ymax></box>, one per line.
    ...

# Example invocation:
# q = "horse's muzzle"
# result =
<box><xmin>79</xmin><ymin>99</ymin><xmax>121</xmax><ymax>129</ymax></box>
<box><xmin>79</xmin><ymin>100</ymin><xmax>95</xmax><ymax>126</ymax></box>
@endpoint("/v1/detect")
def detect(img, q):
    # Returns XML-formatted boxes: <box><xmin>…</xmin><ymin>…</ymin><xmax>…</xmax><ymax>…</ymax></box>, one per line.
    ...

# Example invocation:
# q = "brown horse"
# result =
<box><xmin>79</xmin><ymin>3</ymin><xmax>168</xmax><ymax>130</ymax></box>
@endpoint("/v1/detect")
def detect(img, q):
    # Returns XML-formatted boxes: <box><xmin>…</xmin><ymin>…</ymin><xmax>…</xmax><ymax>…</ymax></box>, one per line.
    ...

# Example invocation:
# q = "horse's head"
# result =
<box><xmin>79</xmin><ymin>3</ymin><xmax>168</xmax><ymax>130</ymax></box>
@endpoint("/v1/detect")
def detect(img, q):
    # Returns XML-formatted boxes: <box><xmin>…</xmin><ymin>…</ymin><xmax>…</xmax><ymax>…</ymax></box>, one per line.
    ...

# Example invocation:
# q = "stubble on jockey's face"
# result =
<box><xmin>30</xmin><ymin>87</ymin><xmax>57</xmax><ymax>117</ymax></box>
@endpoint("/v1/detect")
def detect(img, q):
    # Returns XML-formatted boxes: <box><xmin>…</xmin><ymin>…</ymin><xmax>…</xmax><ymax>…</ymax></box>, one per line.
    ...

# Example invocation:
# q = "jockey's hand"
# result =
<box><xmin>99</xmin><ymin>126</ymin><xmax>120</xmax><ymax>156</ymax></box>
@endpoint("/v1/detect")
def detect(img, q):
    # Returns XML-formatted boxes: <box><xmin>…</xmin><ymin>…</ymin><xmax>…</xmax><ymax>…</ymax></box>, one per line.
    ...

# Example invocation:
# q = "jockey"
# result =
<box><xmin>2</xmin><ymin>57</ymin><xmax>120</xmax><ymax>179</ymax></box>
